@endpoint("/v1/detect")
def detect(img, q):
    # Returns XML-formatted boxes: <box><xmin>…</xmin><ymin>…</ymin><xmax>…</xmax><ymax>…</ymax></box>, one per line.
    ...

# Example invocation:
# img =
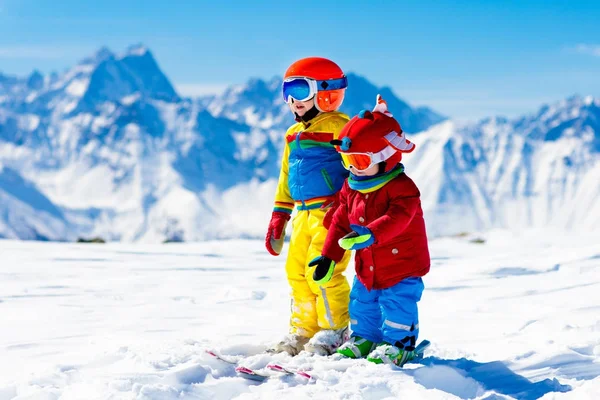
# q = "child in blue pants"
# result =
<box><xmin>309</xmin><ymin>95</ymin><xmax>430</xmax><ymax>365</ymax></box>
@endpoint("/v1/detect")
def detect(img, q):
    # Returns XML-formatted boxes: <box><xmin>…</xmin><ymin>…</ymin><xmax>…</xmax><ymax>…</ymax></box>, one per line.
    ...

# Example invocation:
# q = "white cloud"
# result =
<box><xmin>175</xmin><ymin>83</ymin><xmax>228</xmax><ymax>98</ymax></box>
<box><xmin>571</xmin><ymin>44</ymin><xmax>600</xmax><ymax>57</ymax></box>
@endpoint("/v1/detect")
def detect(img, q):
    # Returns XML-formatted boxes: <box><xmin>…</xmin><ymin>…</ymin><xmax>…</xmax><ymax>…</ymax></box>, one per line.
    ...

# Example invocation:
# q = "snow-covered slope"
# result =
<box><xmin>0</xmin><ymin>165</ymin><xmax>69</xmax><ymax>240</ymax></box>
<box><xmin>1</xmin><ymin>232</ymin><xmax>599</xmax><ymax>398</ymax></box>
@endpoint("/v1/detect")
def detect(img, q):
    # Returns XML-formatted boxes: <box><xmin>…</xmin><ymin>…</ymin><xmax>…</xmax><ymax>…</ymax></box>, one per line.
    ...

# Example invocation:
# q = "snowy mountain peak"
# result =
<box><xmin>77</xmin><ymin>45</ymin><xmax>179</xmax><ymax>110</ymax></box>
<box><xmin>341</xmin><ymin>73</ymin><xmax>446</xmax><ymax>133</ymax></box>
<box><xmin>245</xmin><ymin>76</ymin><xmax>280</xmax><ymax>92</ymax></box>
<box><xmin>204</xmin><ymin>72</ymin><xmax>446</xmax><ymax>133</ymax></box>
<box><xmin>26</xmin><ymin>70</ymin><xmax>44</xmax><ymax>90</ymax></box>
<box><xmin>513</xmin><ymin>95</ymin><xmax>600</xmax><ymax>148</ymax></box>
<box><xmin>80</xmin><ymin>46</ymin><xmax>115</xmax><ymax>66</ymax></box>
<box><xmin>123</xmin><ymin>43</ymin><xmax>150</xmax><ymax>57</ymax></box>
<box><xmin>583</xmin><ymin>94</ymin><xmax>598</xmax><ymax>106</ymax></box>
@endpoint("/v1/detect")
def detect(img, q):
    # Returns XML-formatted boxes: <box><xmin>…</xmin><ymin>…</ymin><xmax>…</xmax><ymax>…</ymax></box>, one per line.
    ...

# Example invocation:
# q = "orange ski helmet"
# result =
<box><xmin>283</xmin><ymin>57</ymin><xmax>347</xmax><ymax>112</ymax></box>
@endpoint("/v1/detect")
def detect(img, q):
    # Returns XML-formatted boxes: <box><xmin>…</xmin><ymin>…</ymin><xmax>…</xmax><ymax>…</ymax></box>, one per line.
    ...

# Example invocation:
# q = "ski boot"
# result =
<box><xmin>304</xmin><ymin>327</ymin><xmax>349</xmax><ymax>356</ymax></box>
<box><xmin>367</xmin><ymin>343</ymin><xmax>417</xmax><ymax>367</ymax></box>
<box><xmin>336</xmin><ymin>336</ymin><xmax>377</xmax><ymax>358</ymax></box>
<box><xmin>270</xmin><ymin>334</ymin><xmax>309</xmax><ymax>356</ymax></box>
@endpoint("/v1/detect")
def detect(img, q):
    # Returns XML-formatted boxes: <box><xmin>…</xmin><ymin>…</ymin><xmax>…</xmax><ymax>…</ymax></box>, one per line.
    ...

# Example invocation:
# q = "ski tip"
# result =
<box><xmin>414</xmin><ymin>339</ymin><xmax>431</xmax><ymax>359</ymax></box>
<box><xmin>296</xmin><ymin>370</ymin><xmax>314</xmax><ymax>380</ymax></box>
<box><xmin>267</xmin><ymin>364</ymin><xmax>285</xmax><ymax>372</ymax></box>
<box><xmin>267</xmin><ymin>364</ymin><xmax>314</xmax><ymax>380</ymax></box>
<box><xmin>417</xmin><ymin>340</ymin><xmax>431</xmax><ymax>350</ymax></box>
<box><xmin>235</xmin><ymin>366</ymin><xmax>269</xmax><ymax>382</ymax></box>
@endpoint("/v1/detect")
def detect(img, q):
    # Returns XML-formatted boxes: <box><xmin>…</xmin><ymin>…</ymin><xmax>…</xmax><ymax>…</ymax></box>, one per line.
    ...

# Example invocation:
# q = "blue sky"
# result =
<box><xmin>0</xmin><ymin>0</ymin><xmax>599</xmax><ymax>120</ymax></box>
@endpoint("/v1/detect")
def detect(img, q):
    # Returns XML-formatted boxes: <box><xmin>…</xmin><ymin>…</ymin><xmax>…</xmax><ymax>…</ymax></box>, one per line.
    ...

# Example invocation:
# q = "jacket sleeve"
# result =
<box><xmin>322</xmin><ymin>182</ymin><xmax>352</xmax><ymax>262</ymax></box>
<box><xmin>273</xmin><ymin>132</ymin><xmax>294</xmax><ymax>215</ymax></box>
<box><xmin>366</xmin><ymin>181</ymin><xmax>420</xmax><ymax>244</ymax></box>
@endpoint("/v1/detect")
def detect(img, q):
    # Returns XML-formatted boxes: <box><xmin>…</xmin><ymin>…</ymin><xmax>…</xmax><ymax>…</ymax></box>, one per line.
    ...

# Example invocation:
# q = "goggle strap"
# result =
<box><xmin>373</xmin><ymin>145</ymin><xmax>398</xmax><ymax>163</ymax></box>
<box><xmin>316</xmin><ymin>76</ymin><xmax>348</xmax><ymax>91</ymax></box>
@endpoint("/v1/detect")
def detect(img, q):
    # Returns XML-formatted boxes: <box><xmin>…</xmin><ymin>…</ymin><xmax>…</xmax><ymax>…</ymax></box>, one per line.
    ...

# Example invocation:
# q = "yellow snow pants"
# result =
<box><xmin>286</xmin><ymin>208</ymin><xmax>351</xmax><ymax>338</ymax></box>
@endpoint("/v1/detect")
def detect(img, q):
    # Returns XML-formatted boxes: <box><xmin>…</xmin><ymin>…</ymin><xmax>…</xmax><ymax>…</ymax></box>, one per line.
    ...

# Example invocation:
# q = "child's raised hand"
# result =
<box><xmin>338</xmin><ymin>225</ymin><xmax>374</xmax><ymax>251</ymax></box>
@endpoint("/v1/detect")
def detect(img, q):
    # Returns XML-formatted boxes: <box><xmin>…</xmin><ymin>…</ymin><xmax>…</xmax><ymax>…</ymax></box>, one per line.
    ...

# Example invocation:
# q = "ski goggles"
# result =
<box><xmin>340</xmin><ymin>146</ymin><xmax>398</xmax><ymax>172</ymax></box>
<box><xmin>282</xmin><ymin>76</ymin><xmax>348</xmax><ymax>103</ymax></box>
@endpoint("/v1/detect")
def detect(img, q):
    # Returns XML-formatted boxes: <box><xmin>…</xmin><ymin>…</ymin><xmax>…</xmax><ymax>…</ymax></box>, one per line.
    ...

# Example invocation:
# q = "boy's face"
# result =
<box><xmin>289</xmin><ymin>97</ymin><xmax>316</xmax><ymax>117</ymax></box>
<box><xmin>350</xmin><ymin>163</ymin><xmax>380</xmax><ymax>177</ymax></box>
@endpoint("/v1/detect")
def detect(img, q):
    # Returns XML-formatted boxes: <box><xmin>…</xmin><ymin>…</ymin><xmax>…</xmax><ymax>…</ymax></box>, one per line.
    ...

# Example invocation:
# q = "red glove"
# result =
<box><xmin>265</xmin><ymin>211</ymin><xmax>291</xmax><ymax>256</ymax></box>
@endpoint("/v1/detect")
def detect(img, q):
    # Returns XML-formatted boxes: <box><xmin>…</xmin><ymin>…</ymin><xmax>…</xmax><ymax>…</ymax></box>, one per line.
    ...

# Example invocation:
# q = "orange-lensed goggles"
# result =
<box><xmin>341</xmin><ymin>152</ymin><xmax>377</xmax><ymax>172</ymax></box>
<box><xmin>340</xmin><ymin>145</ymin><xmax>398</xmax><ymax>172</ymax></box>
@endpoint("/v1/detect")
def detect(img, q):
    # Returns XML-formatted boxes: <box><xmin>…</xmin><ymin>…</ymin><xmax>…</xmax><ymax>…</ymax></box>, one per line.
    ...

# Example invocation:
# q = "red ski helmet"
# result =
<box><xmin>333</xmin><ymin>95</ymin><xmax>415</xmax><ymax>172</ymax></box>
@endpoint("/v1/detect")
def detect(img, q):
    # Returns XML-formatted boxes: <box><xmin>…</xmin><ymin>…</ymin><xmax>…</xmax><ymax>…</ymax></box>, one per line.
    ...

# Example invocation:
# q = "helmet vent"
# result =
<box><xmin>358</xmin><ymin>110</ymin><xmax>374</xmax><ymax>120</ymax></box>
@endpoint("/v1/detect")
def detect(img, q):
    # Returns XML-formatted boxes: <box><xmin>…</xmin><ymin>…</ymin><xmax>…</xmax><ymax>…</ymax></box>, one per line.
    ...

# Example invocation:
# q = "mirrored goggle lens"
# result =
<box><xmin>341</xmin><ymin>153</ymin><xmax>373</xmax><ymax>171</ymax></box>
<box><xmin>282</xmin><ymin>78</ymin><xmax>313</xmax><ymax>103</ymax></box>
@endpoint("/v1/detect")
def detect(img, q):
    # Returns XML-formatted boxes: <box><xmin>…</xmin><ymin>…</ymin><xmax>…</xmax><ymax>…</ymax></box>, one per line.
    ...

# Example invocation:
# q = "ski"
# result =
<box><xmin>412</xmin><ymin>339</ymin><xmax>431</xmax><ymax>360</ymax></box>
<box><xmin>234</xmin><ymin>366</ymin><xmax>272</xmax><ymax>382</ymax></box>
<box><xmin>267</xmin><ymin>363</ymin><xmax>314</xmax><ymax>380</ymax></box>
<box><xmin>207</xmin><ymin>349</ymin><xmax>307</xmax><ymax>382</ymax></box>
<box><xmin>262</xmin><ymin>339</ymin><xmax>431</xmax><ymax>379</ymax></box>
<box><xmin>208</xmin><ymin>339</ymin><xmax>431</xmax><ymax>383</ymax></box>
<box><xmin>205</xmin><ymin>349</ymin><xmax>241</xmax><ymax>365</ymax></box>
<box><xmin>205</xmin><ymin>347</ymin><xmax>279</xmax><ymax>364</ymax></box>
<box><xmin>233</xmin><ymin>364</ymin><xmax>314</xmax><ymax>382</ymax></box>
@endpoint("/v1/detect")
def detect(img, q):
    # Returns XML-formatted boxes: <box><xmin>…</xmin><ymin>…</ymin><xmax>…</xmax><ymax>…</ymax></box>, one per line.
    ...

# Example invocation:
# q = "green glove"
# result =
<box><xmin>338</xmin><ymin>225</ymin><xmax>375</xmax><ymax>250</ymax></box>
<box><xmin>308</xmin><ymin>256</ymin><xmax>336</xmax><ymax>285</ymax></box>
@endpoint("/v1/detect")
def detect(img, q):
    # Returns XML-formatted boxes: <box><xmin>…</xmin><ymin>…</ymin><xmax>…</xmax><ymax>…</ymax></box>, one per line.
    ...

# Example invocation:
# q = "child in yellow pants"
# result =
<box><xmin>265</xmin><ymin>57</ymin><xmax>351</xmax><ymax>355</ymax></box>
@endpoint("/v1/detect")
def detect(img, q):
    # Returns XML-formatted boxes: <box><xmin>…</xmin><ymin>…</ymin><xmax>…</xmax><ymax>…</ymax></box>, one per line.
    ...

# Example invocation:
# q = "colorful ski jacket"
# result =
<box><xmin>273</xmin><ymin>112</ymin><xmax>350</xmax><ymax>214</ymax></box>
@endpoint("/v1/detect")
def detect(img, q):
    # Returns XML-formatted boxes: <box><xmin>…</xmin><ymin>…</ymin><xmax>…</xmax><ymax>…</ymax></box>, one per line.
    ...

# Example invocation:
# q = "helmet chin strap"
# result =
<box><xmin>294</xmin><ymin>105</ymin><xmax>320</xmax><ymax>125</ymax></box>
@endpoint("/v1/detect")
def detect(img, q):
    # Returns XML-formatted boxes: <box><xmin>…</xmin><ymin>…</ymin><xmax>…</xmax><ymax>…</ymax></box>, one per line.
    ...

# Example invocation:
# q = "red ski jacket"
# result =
<box><xmin>322</xmin><ymin>173</ymin><xmax>430</xmax><ymax>291</ymax></box>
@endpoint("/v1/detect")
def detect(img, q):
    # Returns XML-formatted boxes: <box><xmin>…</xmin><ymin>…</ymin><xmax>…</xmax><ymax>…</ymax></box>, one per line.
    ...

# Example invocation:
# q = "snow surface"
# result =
<box><xmin>1</xmin><ymin>231</ymin><xmax>599</xmax><ymax>399</ymax></box>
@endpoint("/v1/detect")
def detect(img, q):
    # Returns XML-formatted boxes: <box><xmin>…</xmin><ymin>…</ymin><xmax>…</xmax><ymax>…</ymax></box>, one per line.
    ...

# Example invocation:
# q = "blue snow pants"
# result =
<box><xmin>349</xmin><ymin>276</ymin><xmax>424</xmax><ymax>348</ymax></box>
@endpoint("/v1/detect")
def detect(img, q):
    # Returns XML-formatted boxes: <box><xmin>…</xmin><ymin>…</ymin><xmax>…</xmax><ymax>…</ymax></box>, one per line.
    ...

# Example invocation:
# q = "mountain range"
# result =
<box><xmin>0</xmin><ymin>45</ymin><xmax>597</xmax><ymax>241</ymax></box>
